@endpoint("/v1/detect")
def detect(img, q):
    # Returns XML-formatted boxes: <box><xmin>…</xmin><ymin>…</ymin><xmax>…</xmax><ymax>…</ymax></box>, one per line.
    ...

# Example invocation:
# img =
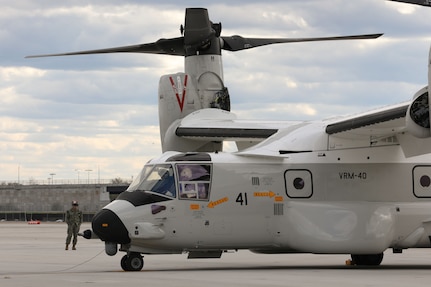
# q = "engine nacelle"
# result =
<box><xmin>406</xmin><ymin>86</ymin><xmax>430</xmax><ymax>138</ymax></box>
<box><xmin>404</xmin><ymin>44</ymin><xmax>431</xmax><ymax>138</ymax></box>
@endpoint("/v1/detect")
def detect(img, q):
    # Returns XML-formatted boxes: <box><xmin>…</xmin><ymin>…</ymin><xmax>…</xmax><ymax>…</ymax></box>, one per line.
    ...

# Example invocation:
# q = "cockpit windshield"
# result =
<box><xmin>127</xmin><ymin>164</ymin><xmax>176</xmax><ymax>198</ymax></box>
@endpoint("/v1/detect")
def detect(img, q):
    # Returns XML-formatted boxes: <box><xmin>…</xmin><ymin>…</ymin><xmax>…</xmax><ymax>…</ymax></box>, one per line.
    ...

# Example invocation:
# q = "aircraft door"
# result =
<box><xmin>284</xmin><ymin>169</ymin><xmax>313</xmax><ymax>198</ymax></box>
<box><xmin>170</xmin><ymin>163</ymin><xmax>213</xmax><ymax>241</ymax></box>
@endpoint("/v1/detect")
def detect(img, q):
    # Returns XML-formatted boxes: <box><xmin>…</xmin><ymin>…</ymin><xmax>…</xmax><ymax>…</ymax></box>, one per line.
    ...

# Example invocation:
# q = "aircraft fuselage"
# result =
<box><xmin>93</xmin><ymin>144</ymin><xmax>431</xmax><ymax>259</ymax></box>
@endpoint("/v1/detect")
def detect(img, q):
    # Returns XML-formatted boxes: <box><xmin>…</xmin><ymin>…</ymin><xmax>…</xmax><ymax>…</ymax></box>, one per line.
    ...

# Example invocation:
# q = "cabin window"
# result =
<box><xmin>412</xmin><ymin>165</ymin><xmax>431</xmax><ymax>198</ymax></box>
<box><xmin>177</xmin><ymin>164</ymin><xmax>211</xmax><ymax>200</ymax></box>
<box><xmin>284</xmin><ymin>169</ymin><xmax>313</xmax><ymax>198</ymax></box>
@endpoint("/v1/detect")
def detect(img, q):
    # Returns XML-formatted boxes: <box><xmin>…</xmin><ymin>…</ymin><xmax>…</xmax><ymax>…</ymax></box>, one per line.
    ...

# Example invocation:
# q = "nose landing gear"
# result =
<box><xmin>121</xmin><ymin>252</ymin><xmax>144</xmax><ymax>271</ymax></box>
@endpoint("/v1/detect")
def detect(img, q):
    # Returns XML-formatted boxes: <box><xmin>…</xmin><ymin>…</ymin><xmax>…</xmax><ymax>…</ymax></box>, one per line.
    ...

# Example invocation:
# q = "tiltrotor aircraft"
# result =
<box><xmin>28</xmin><ymin>3</ymin><xmax>431</xmax><ymax>271</ymax></box>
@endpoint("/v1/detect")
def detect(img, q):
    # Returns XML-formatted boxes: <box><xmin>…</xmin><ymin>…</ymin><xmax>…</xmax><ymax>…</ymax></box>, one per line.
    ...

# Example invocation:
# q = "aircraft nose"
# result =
<box><xmin>92</xmin><ymin>209</ymin><xmax>130</xmax><ymax>244</ymax></box>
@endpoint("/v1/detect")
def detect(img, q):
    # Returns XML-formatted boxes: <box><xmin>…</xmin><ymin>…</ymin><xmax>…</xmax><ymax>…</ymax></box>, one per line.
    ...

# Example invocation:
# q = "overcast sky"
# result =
<box><xmin>1</xmin><ymin>0</ymin><xmax>430</xmax><ymax>183</ymax></box>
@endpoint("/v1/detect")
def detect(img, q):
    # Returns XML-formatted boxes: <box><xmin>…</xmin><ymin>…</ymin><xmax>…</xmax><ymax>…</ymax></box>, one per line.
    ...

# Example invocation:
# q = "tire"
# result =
<box><xmin>351</xmin><ymin>253</ymin><xmax>384</xmax><ymax>266</ymax></box>
<box><xmin>128</xmin><ymin>254</ymin><xmax>144</xmax><ymax>271</ymax></box>
<box><xmin>121</xmin><ymin>255</ymin><xmax>129</xmax><ymax>271</ymax></box>
<box><xmin>121</xmin><ymin>253</ymin><xmax>144</xmax><ymax>271</ymax></box>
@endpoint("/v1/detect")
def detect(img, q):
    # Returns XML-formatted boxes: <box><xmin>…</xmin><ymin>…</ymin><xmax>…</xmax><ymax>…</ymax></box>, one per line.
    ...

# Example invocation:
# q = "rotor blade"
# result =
<box><xmin>26</xmin><ymin>37</ymin><xmax>186</xmax><ymax>58</ymax></box>
<box><xmin>221</xmin><ymin>33</ymin><xmax>383</xmax><ymax>52</ymax></box>
<box><xmin>388</xmin><ymin>0</ymin><xmax>431</xmax><ymax>7</ymax></box>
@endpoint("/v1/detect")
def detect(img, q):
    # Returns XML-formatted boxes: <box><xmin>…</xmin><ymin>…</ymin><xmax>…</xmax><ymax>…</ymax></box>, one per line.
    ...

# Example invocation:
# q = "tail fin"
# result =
<box><xmin>158</xmin><ymin>72</ymin><xmax>230</xmax><ymax>152</ymax></box>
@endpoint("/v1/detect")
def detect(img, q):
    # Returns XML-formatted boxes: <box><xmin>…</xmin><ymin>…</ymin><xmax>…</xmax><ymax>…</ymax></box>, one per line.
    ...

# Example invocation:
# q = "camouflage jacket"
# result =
<box><xmin>66</xmin><ymin>208</ymin><xmax>83</xmax><ymax>226</ymax></box>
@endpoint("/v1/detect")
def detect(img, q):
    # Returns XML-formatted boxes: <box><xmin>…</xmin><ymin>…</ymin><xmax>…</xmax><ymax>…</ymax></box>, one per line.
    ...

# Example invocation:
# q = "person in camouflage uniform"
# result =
<box><xmin>65</xmin><ymin>200</ymin><xmax>83</xmax><ymax>250</ymax></box>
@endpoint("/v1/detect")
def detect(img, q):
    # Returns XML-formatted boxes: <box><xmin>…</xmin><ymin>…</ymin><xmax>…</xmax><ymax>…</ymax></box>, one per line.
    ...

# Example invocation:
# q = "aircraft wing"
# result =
<box><xmin>175</xmin><ymin>102</ymin><xmax>431</xmax><ymax>157</ymax></box>
<box><xmin>323</xmin><ymin>101</ymin><xmax>431</xmax><ymax>157</ymax></box>
<box><xmin>179</xmin><ymin>103</ymin><xmax>411</xmax><ymax>142</ymax></box>
<box><xmin>236</xmin><ymin>102</ymin><xmax>415</xmax><ymax>158</ymax></box>
<box><xmin>175</xmin><ymin>109</ymin><xmax>295</xmax><ymax>142</ymax></box>
<box><xmin>325</xmin><ymin>102</ymin><xmax>409</xmax><ymax>137</ymax></box>
<box><xmin>176</xmin><ymin>104</ymin><xmax>412</xmax><ymax>153</ymax></box>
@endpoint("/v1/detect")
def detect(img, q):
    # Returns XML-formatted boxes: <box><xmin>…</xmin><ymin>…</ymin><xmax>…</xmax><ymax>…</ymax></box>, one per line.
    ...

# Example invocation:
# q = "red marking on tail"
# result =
<box><xmin>169</xmin><ymin>75</ymin><xmax>188</xmax><ymax>112</ymax></box>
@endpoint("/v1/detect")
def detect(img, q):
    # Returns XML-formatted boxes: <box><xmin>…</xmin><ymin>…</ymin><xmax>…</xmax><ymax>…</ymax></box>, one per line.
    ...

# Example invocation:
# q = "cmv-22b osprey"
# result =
<box><xmin>28</xmin><ymin>5</ymin><xmax>431</xmax><ymax>271</ymax></box>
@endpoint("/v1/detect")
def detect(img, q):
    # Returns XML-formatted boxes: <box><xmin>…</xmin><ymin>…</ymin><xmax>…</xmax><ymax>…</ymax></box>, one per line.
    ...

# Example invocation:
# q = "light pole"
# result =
<box><xmin>49</xmin><ymin>173</ymin><xmax>55</xmax><ymax>184</ymax></box>
<box><xmin>75</xmin><ymin>169</ymin><xmax>80</xmax><ymax>184</ymax></box>
<box><xmin>85</xmin><ymin>169</ymin><xmax>92</xmax><ymax>184</ymax></box>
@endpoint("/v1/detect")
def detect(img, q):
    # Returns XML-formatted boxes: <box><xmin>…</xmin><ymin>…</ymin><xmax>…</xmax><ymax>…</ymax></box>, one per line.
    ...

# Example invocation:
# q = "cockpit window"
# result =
<box><xmin>127</xmin><ymin>165</ymin><xmax>152</xmax><ymax>191</ymax></box>
<box><xmin>127</xmin><ymin>164</ymin><xmax>176</xmax><ymax>198</ymax></box>
<box><xmin>177</xmin><ymin>164</ymin><xmax>211</xmax><ymax>200</ymax></box>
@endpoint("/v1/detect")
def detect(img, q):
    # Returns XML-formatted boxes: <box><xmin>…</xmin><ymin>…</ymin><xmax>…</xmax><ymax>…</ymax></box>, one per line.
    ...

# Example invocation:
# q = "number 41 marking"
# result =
<box><xmin>236</xmin><ymin>192</ymin><xmax>248</xmax><ymax>206</ymax></box>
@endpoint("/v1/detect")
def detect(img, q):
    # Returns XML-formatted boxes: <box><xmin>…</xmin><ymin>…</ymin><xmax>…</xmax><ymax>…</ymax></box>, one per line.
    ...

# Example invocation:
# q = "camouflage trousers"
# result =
<box><xmin>66</xmin><ymin>224</ymin><xmax>80</xmax><ymax>245</ymax></box>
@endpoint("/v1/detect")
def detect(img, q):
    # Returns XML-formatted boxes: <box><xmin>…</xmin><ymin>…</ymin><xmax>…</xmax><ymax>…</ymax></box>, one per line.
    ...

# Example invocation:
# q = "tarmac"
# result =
<box><xmin>1</xmin><ymin>222</ymin><xmax>431</xmax><ymax>287</ymax></box>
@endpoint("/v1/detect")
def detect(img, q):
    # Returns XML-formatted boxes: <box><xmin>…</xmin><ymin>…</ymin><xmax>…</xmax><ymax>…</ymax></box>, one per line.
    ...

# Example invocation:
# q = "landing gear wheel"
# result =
<box><xmin>120</xmin><ymin>255</ymin><xmax>129</xmax><ymax>271</ymax></box>
<box><xmin>351</xmin><ymin>253</ymin><xmax>383</xmax><ymax>266</ymax></box>
<box><xmin>121</xmin><ymin>253</ymin><xmax>144</xmax><ymax>271</ymax></box>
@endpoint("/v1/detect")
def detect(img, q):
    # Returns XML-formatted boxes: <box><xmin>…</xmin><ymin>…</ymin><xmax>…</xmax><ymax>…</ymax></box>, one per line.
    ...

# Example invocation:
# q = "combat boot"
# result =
<box><xmin>72</xmin><ymin>244</ymin><xmax>76</xmax><ymax>250</ymax></box>
<box><xmin>65</xmin><ymin>244</ymin><xmax>69</xmax><ymax>250</ymax></box>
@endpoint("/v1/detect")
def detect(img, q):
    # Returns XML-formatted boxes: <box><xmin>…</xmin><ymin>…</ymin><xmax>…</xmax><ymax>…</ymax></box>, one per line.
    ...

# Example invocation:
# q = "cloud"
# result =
<box><xmin>1</xmin><ymin>0</ymin><xmax>430</xmax><ymax>181</ymax></box>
